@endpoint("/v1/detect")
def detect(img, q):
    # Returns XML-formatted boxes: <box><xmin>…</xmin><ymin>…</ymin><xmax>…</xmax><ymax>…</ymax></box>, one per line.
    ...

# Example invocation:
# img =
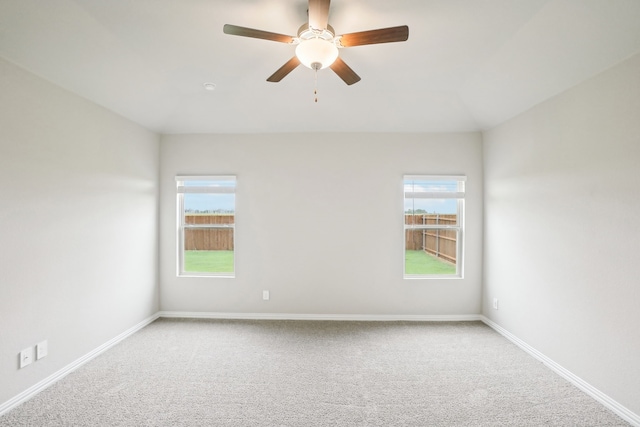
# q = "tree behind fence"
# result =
<box><xmin>185</xmin><ymin>214</ymin><xmax>234</xmax><ymax>250</ymax></box>
<box><xmin>405</xmin><ymin>214</ymin><xmax>457</xmax><ymax>264</ymax></box>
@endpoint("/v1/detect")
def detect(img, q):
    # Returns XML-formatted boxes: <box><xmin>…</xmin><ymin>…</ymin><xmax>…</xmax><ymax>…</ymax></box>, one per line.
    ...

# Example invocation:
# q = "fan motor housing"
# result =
<box><xmin>297</xmin><ymin>23</ymin><xmax>336</xmax><ymax>42</ymax></box>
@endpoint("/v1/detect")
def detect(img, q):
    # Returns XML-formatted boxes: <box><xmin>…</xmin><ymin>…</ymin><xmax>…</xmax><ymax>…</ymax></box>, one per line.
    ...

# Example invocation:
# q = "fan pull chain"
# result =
<box><xmin>314</xmin><ymin>67</ymin><xmax>318</xmax><ymax>103</ymax></box>
<box><xmin>311</xmin><ymin>62</ymin><xmax>321</xmax><ymax>103</ymax></box>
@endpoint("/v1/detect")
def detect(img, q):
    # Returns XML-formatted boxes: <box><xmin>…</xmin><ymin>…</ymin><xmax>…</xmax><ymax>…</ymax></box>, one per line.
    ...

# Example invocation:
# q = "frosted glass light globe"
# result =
<box><xmin>295</xmin><ymin>38</ymin><xmax>339</xmax><ymax>70</ymax></box>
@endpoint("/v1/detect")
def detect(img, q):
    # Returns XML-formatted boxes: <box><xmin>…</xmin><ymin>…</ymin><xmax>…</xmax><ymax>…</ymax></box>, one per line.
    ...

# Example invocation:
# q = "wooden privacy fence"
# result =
<box><xmin>185</xmin><ymin>214</ymin><xmax>455</xmax><ymax>262</ymax></box>
<box><xmin>185</xmin><ymin>214</ymin><xmax>234</xmax><ymax>250</ymax></box>
<box><xmin>405</xmin><ymin>214</ymin><xmax>457</xmax><ymax>264</ymax></box>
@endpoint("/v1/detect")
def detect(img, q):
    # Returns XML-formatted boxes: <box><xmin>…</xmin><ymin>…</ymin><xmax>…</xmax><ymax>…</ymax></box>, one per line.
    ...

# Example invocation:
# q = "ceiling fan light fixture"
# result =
<box><xmin>223</xmin><ymin>0</ymin><xmax>408</xmax><ymax>86</ymax></box>
<box><xmin>295</xmin><ymin>38</ymin><xmax>339</xmax><ymax>70</ymax></box>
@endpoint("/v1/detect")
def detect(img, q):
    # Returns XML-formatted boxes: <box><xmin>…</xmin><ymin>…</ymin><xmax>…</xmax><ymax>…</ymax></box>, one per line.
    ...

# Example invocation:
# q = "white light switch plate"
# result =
<box><xmin>36</xmin><ymin>340</ymin><xmax>48</xmax><ymax>360</ymax></box>
<box><xmin>263</xmin><ymin>290</ymin><xmax>270</xmax><ymax>300</ymax></box>
<box><xmin>20</xmin><ymin>347</ymin><xmax>34</xmax><ymax>368</ymax></box>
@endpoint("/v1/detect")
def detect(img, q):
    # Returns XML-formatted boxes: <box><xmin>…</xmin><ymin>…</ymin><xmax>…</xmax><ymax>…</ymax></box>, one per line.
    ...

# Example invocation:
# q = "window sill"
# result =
<box><xmin>178</xmin><ymin>273</ymin><xmax>235</xmax><ymax>279</ymax></box>
<box><xmin>403</xmin><ymin>274</ymin><xmax>463</xmax><ymax>280</ymax></box>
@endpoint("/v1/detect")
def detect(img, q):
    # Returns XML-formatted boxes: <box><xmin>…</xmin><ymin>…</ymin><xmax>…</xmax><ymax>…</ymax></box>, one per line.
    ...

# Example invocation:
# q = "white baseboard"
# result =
<box><xmin>480</xmin><ymin>316</ymin><xmax>640</xmax><ymax>427</ymax></box>
<box><xmin>158</xmin><ymin>311</ymin><xmax>482</xmax><ymax>322</ymax></box>
<box><xmin>0</xmin><ymin>313</ymin><xmax>160</xmax><ymax>417</ymax></box>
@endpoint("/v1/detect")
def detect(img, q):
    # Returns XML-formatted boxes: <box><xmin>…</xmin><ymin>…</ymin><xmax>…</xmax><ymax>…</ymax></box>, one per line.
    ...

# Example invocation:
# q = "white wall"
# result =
<box><xmin>160</xmin><ymin>133</ymin><xmax>483</xmax><ymax>316</ymax></box>
<box><xmin>0</xmin><ymin>58</ymin><xmax>159</xmax><ymax>406</ymax></box>
<box><xmin>483</xmin><ymin>52</ymin><xmax>640</xmax><ymax>416</ymax></box>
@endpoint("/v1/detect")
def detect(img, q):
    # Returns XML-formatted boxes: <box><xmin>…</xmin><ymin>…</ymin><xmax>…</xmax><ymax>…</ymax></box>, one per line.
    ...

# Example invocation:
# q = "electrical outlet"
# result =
<box><xmin>493</xmin><ymin>298</ymin><xmax>499</xmax><ymax>310</ymax></box>
<box><xmin>20</xmin><ymin>347</ymin><xmax>34</xmax><ymax>368</ymax></box>
<box><xmin>262</xmin><ymin>290</ymin><xmax>270</xmax><ymax>301</ymax></box>
<box><xmin>36</xmin><ymin>340</ymin><xmax>48</xmax><ymax>360</ymax></box>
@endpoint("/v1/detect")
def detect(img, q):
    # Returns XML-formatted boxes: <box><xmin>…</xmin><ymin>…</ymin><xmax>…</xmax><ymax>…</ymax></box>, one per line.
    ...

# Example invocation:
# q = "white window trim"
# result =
<box><xmin>176</xmin><ymin>175</ymin><xmax>236</xmax><ymax>278</ymax></box>
<box><xmin>403</xmin><ymin>175</ymin><xmax>465</xmax><ymax>279</ymax></box>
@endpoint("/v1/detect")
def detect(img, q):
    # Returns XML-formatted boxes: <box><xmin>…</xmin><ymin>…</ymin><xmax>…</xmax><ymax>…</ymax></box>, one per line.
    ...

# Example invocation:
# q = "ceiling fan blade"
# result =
<box><xmin>267</xmin><ymin>57</ymin><xmax>301</xmax><ymax>82</ymax></box>
<box><xmin>338</xmin><ymin>25</ymin><xmax>409</xmax><ymax>47</ymax></box>
<box><xmin>330</xmin><ymin>57</ymin><xmax>361</xmax><ymax>85</ymax></box>
<box><xmin>223</xmin><ymin>24</ymin><xmax>294</xmax><ymax>44</ymax></box>
<box><xmin>308</xmin><ymin>0</ymin><xmax>330</xmax><ymax>30</ymax></box>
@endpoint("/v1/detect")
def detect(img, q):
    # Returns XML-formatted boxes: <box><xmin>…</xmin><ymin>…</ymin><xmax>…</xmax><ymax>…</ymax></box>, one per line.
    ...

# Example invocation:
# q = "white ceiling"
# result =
<box><xmin>1</xmin><ymin>0</ymin><xmax>640</xmax><ymax>134</ymax></box>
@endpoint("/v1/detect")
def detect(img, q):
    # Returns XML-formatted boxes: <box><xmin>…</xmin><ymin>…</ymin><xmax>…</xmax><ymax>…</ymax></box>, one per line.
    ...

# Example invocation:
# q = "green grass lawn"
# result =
<box><xmin>184</xmin><ymin>250</ymin><xmax>234</xmax><ymax>273</ymax></box>
<box><xmin>405</xmin><ymin>250</ymin><xmax>456</xmax><ymax>275</ymax></box>
<box><xmin>185</xmin><ymin>249</ymin><xmax>453</xmax><ymax>276</ymax></box>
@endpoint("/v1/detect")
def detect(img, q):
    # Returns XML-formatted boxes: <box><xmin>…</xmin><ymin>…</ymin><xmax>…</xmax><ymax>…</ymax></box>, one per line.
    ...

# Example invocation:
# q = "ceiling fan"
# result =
<box><xmin>223</xmin><ymin>0</ymin><xmax>409</xmax><ymax>86</ymax></box>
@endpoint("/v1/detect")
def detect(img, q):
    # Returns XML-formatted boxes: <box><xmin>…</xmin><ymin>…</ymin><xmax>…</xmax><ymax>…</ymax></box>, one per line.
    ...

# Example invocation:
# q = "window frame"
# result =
<box><xmin>175</xmin><ymin>175</ymin><xmax>236</xmax><ymax>278</ymax></box>
<box><xmin>403</xmin><ymin>175</ymin><xmax>466</xmax><ymax>279</ymax></box>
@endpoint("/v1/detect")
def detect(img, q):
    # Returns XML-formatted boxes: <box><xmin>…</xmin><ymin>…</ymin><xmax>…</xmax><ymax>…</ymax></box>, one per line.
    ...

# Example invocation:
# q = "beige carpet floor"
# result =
<box><xmin>0</xmin><ymin>319</ymin><xmax>630</xmax><ymax>426</ymax></box>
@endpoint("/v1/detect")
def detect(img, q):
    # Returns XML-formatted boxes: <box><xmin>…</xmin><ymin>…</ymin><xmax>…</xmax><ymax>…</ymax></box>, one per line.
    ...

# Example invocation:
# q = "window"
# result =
<box><xmin>176</xmin><ymin>176</ymin><xmax>235</xmax><ymax>277</ymax></box>
<box><xmin>404</xmin><ymin>175</ymin><xmax>465</xmax><ymax>278</ymax></box>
